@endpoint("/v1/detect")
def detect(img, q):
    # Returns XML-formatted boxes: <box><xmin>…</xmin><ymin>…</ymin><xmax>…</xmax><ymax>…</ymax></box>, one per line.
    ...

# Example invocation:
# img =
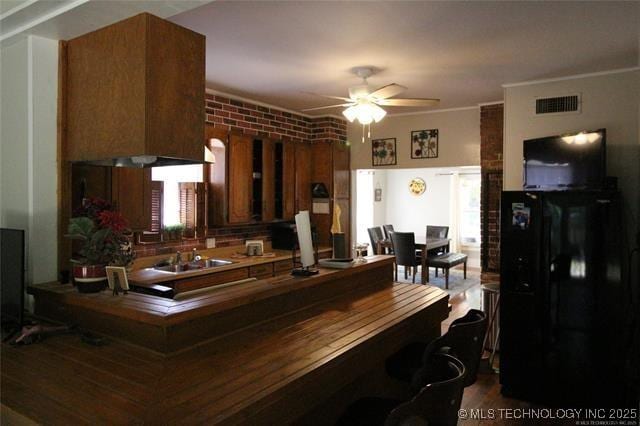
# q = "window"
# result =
<box><xmin>459</xmin><ymin>173</ymin><xmax>481</xmax><ymax>246</ymax></box>
<box><xmin>152</xmin><ymin>164</ymin><xmax>203</xmax><ymax>229</ymax></box>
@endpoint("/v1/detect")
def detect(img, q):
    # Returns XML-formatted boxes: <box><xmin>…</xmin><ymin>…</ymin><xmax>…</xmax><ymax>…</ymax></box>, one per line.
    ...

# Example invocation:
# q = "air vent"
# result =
<box><xmin>535</xmin><ymin>94</ymin><xmax>581</xmax><ymax>115</ymax></box>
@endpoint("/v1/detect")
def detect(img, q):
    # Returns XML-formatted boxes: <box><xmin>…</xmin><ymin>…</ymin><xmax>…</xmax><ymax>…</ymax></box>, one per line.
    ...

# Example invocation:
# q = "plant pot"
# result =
<box><xmin>72</xmin><ymin>264</ymin><xmax>107</xmax><ymax>293</ymax></box>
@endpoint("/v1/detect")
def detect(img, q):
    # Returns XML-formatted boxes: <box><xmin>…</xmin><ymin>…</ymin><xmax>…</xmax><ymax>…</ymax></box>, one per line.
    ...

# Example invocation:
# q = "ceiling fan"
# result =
<box><xmin>302</xmin><ymin>67</ymin><xmax>440</xmax><ymax>126</ymax></box>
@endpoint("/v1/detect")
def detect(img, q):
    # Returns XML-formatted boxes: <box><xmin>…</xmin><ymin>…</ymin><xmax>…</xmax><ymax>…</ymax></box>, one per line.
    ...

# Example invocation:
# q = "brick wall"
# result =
<box><xmin>480</xmin><ymin>104</ymin><xmax>504</xmax><ymax>273</ymax></box>
<box><xmin>134</xmin><ymin>92</ymin><xmax>347</xmax><ymax>258</ymax></box>
<box><xmin>205</xmin><ymin>92</ymin><xmax>347</xmax><ymax>145</ymax></box>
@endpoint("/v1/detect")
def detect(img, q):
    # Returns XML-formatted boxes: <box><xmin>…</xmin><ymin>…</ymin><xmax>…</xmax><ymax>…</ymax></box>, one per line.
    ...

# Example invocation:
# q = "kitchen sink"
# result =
<box><xmin>152</xmin><ymin>259</ymin><xmax>233</xmax><ymax>274</ymax></box>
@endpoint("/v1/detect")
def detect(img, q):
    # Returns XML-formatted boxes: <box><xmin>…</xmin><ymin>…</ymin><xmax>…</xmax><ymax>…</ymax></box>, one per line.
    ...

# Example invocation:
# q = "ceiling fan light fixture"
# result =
<box><xmin>342</xmin><ymin>105</ymin><xmax>359</xmax><ymax>122</ymax></box>
<box><xmin>342</xmin><ymin>102</ymin><xmax>387</xmax><ymax>125</ymax></box>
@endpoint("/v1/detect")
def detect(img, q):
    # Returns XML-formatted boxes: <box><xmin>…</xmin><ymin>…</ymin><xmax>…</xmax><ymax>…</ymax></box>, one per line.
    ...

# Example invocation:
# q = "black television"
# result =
<box><xmin>1</xmin><ymin>228</ymin><xmax>25</xmax><ymax>329</ymax></box>
<box><xmin>523</xmin><ymin>129</ymin><xmax>606</xmax><ymax>190</ymax></box>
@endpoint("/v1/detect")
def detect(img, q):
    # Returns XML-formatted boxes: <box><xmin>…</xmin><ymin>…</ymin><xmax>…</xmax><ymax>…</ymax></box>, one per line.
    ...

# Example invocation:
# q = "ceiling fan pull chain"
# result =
<box><xmin>368</xmin><ymin>123</ymin><xmax>371</xmax><ymax>139</ymax></box>
<box><xmin>362</xmin><ymin>124</ymin><xmax>365</xmax><ymax>143</ymax></box>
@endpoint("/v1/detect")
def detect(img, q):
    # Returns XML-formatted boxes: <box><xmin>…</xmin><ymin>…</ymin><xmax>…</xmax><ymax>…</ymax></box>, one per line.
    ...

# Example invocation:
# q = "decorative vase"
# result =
<box><xmin>72</xmin><ymin>264</ymin><xmax>107</xmax><ymax>293</ymax></box>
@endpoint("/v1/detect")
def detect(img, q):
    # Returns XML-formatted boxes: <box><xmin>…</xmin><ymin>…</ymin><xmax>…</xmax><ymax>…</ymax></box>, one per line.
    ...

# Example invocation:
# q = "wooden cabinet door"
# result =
<box><xmin>262</xmin><ymin>138</ymin><xmax>275</xmax><ymax>222</ymax></box>
<box><xmin>295</xmin><ymin>143</ymin><xmax>312</xmax><ymax>213</ymax></box>
<box><xmin>282</xmin><ymin>141</ymin><xmax>296</xmax><ymax>220</ymax></box>
<box><xmin>111</xmin><ymin>168</ymin><xmax>151</xmax><ymax>231</ymax></box>
<box><xmin>228</xmin><ymin>134</ymin><xmax>253</xmax><ymax>223</ymax></box>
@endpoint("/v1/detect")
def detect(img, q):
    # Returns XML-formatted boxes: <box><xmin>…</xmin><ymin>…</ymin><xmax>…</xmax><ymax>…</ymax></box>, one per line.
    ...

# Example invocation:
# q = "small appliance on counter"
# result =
<box><xmin>271</xmin><ymin>221</ymin><xmax>317</xmax><ymax>250</ymax></box>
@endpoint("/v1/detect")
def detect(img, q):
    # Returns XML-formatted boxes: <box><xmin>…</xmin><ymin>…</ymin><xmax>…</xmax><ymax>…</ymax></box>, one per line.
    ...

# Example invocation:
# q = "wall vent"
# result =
<box><xmin>535</xmin><ymin>94</ymin><xmax>581</xmax><ymax>115</ymax></box>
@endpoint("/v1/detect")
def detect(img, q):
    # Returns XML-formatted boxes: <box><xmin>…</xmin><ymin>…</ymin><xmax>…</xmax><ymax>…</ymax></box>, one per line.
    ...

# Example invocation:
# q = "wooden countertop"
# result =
<box><xmin>128</xmin><ymin>246</ymin><xmax>332</xmax><ymax>285</ymax></box>
<box><xmin>5</xmin><ymin>279</ymin><xmax>449</xmax><ymax>424</ymax></box>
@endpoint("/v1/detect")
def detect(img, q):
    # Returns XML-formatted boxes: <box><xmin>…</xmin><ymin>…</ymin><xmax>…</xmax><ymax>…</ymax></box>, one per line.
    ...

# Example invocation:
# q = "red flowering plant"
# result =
<box><xmin>67</xmin><ymin>198</ymin><xmax>135</xmax><ymax>267</ymax></box>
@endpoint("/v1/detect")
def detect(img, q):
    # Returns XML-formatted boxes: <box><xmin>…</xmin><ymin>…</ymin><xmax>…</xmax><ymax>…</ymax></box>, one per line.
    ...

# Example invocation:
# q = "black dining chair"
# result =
<box><xmin>426</xmin><ymin>225</ymin><xmax>449</xmax><ymax>240</ymax></box>
<box><xmin>425</xmin><ymin>225</ymin><xmax>450</xmax><ymax>275</ymax></box>
<box><xmin>368</xmin><ymin>227</ymin><xmax>385</xmax><ymax>255</ymax></box>
<box><xmin>386</xmin><ymin>309</ymin><xmax>488</xmax><ymax>387</ymax></box>
<box><xmin>390</xmin><ymin>232</ymin><xmax>420</xmax><ymax>283</ymax></box>
<box><xmin>337</xmin><ymin>353</ymin><xmax>466</xmax><ymax>426</ymax></box>
<box><xmin>382</xmin><ymin>225</ymin><xmax>395</xmax><ymax>254</ymax></box>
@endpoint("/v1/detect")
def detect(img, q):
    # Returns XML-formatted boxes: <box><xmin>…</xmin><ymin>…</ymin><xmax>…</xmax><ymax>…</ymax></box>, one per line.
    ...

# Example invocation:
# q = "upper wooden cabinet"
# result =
<box><xmin>65</xmin><ymin>13</ymin><xmax>205</xmax><ymax>164</ymax></box>
<box><xmin>228</xmin><ymin>134</ymin><xmax>254</xmax><ymax>224</ymax></box>
<box><xmin>111</xmin><ymin>168</ymin><xmax>152</xmax><ymax>231</ymax></box>
<box><xmin>295</xmin><ymin>143</ymin><xmax>312</xmax><ymax>213</ymax></box>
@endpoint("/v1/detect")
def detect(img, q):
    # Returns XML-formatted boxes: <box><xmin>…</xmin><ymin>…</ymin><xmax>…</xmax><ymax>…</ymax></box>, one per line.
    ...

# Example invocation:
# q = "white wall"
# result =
<box><xmin>384</xmin><ymin>168</ymin><xmax>453</xmax><ymax>238</ymax></box>
<box><xmin>504</xmin><ymin>69</ymin><xmax>640</xmax><ymax>243</ymax></box>
<box><xmin>1</xmin><ymin>35</ymin><xmax>59</xmax><ymax>286</ymax></box>
<box><xmin>348</xmin><ymin>107</ymin><xmax>480</xmax><ymax>170</ymax></box>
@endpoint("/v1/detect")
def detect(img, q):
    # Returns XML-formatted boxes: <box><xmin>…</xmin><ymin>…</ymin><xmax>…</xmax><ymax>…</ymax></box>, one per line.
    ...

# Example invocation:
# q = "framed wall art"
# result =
<box><xmin>411</xmin><ymin>129</ymin><xmax>438</xmax><ymax>159</ymax></box>
<box><xmin>372</xmin><ymin>138</ymin><xmax>397</xmax><ymax>166</ymax></box>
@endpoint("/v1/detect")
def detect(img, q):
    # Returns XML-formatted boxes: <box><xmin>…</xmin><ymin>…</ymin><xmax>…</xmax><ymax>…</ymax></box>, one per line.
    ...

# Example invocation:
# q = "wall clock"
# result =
<box><xmin>409</xmin><ymin>178</ymin><xmax>426</xmax><ymax>195</ymax></box>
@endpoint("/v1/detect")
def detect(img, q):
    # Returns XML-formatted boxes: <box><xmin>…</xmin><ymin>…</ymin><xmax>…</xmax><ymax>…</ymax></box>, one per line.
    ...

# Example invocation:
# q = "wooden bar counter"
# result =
<box><xmin>3</xmin><ymin>256</ymin><xmax>449</xmax><ymax>424</ymax></box>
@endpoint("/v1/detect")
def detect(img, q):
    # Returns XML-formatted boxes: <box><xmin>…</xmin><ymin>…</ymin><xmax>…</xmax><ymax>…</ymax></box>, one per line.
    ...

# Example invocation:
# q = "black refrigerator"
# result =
<box><xmin>500</xmin><ymin>190</ymin><xmax>630</xmax><ymax>407</ymax></box>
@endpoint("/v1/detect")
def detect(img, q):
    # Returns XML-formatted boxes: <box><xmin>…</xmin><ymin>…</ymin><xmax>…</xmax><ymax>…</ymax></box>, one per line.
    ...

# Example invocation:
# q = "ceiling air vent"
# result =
<box><xmin>535</xmin><ymin>94</ymin><xmax>581</xmax><ymax>115</ymax></box>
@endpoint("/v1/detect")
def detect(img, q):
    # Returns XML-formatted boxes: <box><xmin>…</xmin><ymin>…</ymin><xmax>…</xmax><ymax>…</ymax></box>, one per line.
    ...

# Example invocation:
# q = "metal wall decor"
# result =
<box><xmin>409</xmin><ymin>178</ymin><xmax>426</xmax><ymax>195</ymax></box>
<box><xmin>371</xmin><ymin>138</ymin><xmax>397</xmax><ymax>166</ymax></box>
<box><xmin>411</xmin><ymin>129</ymin><xmax>438</xmax><ymax>159</ymax></box>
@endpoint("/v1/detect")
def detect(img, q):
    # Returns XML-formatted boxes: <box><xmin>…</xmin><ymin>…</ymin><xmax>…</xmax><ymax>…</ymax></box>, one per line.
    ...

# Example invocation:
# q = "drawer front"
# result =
<box><xmin>173</xmin><ymin>268</ymin><xmax>249</xmax><ymax>293</ymax></box>
<box><xmin>249</xmin><ymin>263</ymin><xmax>274</xmax><ymax>279</ymax></box>
<box><xmin>273</xmin><ymin>259</ymin><xmax>293</xmax><ymax>274</ymax></box>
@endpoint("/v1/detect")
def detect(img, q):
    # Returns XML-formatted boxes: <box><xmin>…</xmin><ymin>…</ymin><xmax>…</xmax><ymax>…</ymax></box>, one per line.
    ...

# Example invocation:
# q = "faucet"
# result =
<box><xmin>175</xmin><ymin>251</ymin><xmax>182</xmax><ymax>265</ymax></box>
<box><xmin>192</xmin><ymin>247</ymin><xmax>201</xmax><ymax>262</ymax></box>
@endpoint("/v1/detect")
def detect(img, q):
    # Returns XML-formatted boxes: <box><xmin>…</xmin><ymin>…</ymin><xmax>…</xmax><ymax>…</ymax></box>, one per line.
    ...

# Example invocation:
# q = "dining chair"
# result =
<box><xmin>426</xmin><ymin>225</ymin><xmax>449</xmax><ymax>239</ymax></box>
<box><xmin>425</xmin><ymin>225</ymin><xmax>450</xmax><ymax>275</ymax></box>
<box><xmin>390</xmin><ymin>232</ymin><xmax>420</xmax><ymax>283</ymax></box>
<box><xmin>382</xmin><ymin>225</ymin><xmax>395</xmax><ymax>254</ymax></box>
<box><xmin>367</xmin><ymin>227</ymin><xmax>385</xmax><ymax>255</ymax></box>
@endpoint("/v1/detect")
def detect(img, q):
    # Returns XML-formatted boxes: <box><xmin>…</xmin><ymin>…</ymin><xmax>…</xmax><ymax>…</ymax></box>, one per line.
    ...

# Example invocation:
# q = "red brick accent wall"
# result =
<box><xmin>205</xmin><ymin>92</ymin><xmax>347</xmax><ymax>145</ymax></box>
<box><xmin>480</xmin><ymin>104</ymin><xmax>504</xmax><ymax>273</ymax></box>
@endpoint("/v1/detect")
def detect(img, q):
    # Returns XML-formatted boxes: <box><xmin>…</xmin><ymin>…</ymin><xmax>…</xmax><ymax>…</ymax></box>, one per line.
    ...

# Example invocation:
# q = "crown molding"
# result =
<box><xmin>477</xmin><ymin>100</ymin><xmax>504</xmax><ymax>106</ymax></box>
<box><xmin>502</xmin><ymin>67</ymin><xmax>640</xmax><ymax>88</ymax></box>
<box><xmin>385</xmin><ymin>105</ymin><xmax>479</xmax><ymax>117</ymax></box>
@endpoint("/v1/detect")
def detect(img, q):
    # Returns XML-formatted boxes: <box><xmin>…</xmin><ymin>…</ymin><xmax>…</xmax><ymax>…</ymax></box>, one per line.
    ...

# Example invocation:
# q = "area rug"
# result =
<box><xmin>395</xmin><ymin>266</ymin><xmax>480</xmax><ymax>297</ymax></box>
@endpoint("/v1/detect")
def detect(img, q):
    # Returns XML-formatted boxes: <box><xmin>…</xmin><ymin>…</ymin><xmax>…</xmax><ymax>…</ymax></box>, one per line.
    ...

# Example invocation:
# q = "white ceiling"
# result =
<box><xmin>170</xmin><ymin>1</ymin><xmax>640</xmax><ymax>115</ymax></box>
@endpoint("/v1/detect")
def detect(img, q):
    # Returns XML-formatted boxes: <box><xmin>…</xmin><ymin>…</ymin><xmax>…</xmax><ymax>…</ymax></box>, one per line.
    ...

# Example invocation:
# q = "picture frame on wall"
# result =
<box><xmin>411</xmin><ymin>129</ymin><xmax>438</xmax><ymax>159</ymax></box>
<box><xmin>372</xmin><ymin>138</ymin><xmax>397</xmax><ymax>166</ymax></box>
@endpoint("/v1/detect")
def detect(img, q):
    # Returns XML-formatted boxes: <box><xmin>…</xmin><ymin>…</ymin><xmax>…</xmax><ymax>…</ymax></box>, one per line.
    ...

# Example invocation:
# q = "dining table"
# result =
<box><xmin>377</xmin><ymin>236</ymin><xmax>450</xmax><ymax>285</ymax></box>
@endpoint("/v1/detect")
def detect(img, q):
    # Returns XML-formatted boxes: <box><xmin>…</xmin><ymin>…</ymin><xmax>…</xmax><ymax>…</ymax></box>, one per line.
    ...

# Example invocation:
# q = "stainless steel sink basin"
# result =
<box><xmin>152</xmin><ymin>259</ymin><xmax>233</xmax><ymax>274</ymax></box>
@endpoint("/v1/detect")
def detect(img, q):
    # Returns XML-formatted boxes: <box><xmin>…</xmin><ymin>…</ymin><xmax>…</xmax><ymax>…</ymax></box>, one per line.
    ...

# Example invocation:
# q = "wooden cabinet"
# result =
<box><xmin>295</xmin><ymin>143</ymin><xmax>312</xmax><ymax>213</ymax></box>
<box><xmin>224</xmin><ymin>134</ymin><xmax>299</xmax><ymax>224</ymax></box>
<box><xmin>227</xmin><ymin>134</ymin><xmax>253</xmax><ymax>224</ymax></box>
<box><xmin>65</xmin><ymin>13</ymin><xmax>205</xmax><ymax>164</ymax></box>
<box><xmin>308</xmin><ymin>141</ymin><xmax>351</xmax><ymax>248</ymax></box>
<box><xmin>111</xmin><ymin>168</ymin><xmax>152</xmax><ymax>231</ymax></box>
<box><xmin>262</xmin><ymin>139</ymin><xmax>275</xmax><ymax>222</ymax></box>
<box><xmin>282</xmin><ymin>141</ymin><xmax>296</xmax><ymax>220</ymax></box>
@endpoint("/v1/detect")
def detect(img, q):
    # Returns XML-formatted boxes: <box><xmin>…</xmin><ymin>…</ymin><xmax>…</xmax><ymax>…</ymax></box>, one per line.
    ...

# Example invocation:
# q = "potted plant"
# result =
<box><xmin>67</xmin><ymin>198</ymin><xmax>134</xmax><ymax>293</ymax></box>
<box><xmin>163</xmin><ymin>224</ymin><xmax>185</xmax><ymax>241</ymax></box>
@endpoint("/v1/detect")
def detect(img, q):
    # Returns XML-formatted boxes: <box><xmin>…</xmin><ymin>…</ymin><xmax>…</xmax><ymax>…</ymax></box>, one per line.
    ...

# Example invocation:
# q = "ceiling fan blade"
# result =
<box><xmin>376</xmin><ymin>98</ymin><xmax>440</xmax><ymax>107</ymax></box>
<box><xmin>302</xmin><ymin>92</ymin><xmax>353</xmax><ymax>102</ymax></box>
<box><xmin>369</xmin><ymin>83</ymin><xmax>407</xmax><ymax>100</ymax></box>
<box><xmin>301</xmin><ymin>103</ymin><xmax>354</xmax><ymax>112</ymax></box>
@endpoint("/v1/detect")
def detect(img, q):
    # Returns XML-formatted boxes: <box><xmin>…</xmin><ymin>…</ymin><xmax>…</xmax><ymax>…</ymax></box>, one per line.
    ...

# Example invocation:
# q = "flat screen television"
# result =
<box><xmin>1</xmin><ymin>228</ymin><xmax>25</xmax><ymax>328</ymax></box>
<box><xmin>523</xmin><ymin>129</ymin><xmax>606</xmax><ymax>190</ymax></box>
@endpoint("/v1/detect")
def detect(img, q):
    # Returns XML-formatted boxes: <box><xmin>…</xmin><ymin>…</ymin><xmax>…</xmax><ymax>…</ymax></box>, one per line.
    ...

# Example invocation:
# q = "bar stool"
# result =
<box><xmin>481</xmin><ymin>282</ymin><xmax>500</xmax><ymax>372</ymax></box>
